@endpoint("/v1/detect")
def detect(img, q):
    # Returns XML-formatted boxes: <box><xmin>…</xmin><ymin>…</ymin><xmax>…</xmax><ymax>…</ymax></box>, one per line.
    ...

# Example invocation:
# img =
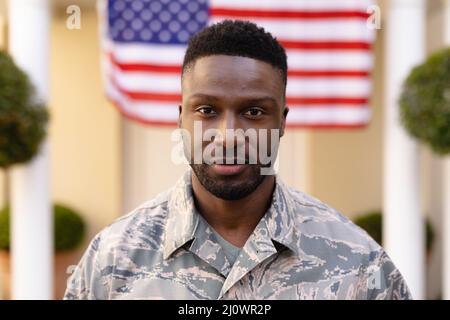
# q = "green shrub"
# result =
<box><xmin>0</xmin><ymin>203</ymin><xmax>85</xmax><ymax>252</ymax></box>
<box><xmin>354</xmin><ymin>210</ymin><xmax>435</xmax><ymax>252</ymax></box>
<box><xmin>353</xmin><ymin>211</ymin><xmax>382</xmax><ymax>247</ymax></box>
<box><xmin>54</xmin><ymin>204</ymin><xmax>86</xmax><ymax>251</ymax></box>
<box><xmin>0</xmin><ymin>51</ymin><xmax>49</xmax><ymax>168</ymax></box>
<box><xmin>399</xmin><ymin>47</ymin><xmax>450</xmax><ymax>155</ymax></box>
<box><xmin>0</xmin><ymin>206</ymin><xmax>10</xmax><ymax>251</ymax></box>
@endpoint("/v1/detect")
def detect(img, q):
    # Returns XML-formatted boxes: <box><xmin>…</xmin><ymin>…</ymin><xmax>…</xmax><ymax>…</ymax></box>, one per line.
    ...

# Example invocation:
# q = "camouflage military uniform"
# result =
<box><xmin>64</xmin><ymin>170</ymin><xmax>412</xmax><ymax>300</ymax></box>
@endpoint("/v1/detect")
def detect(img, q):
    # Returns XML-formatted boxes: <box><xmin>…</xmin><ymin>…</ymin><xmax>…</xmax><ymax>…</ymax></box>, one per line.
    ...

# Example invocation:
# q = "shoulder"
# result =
<box><xmin>284</xmin><ymin>186</ymin><xmax>412</xmax><ymax>299</ymax></box>
<box><xmin>64</xmin><ymin>190</ymin><xmax>172</xmax><ymax>299</ymax></box>
<box><xmin>282</xmin><ymin>184</ymin><xmax>391</xmax><ymax>279</ymax></box>
<box><xmin>94</xmin><ymin>189</ymin><xmax>171</xmax><ymax>254</ymax></box>
<box><xmin>286</xmin><ymin>186</ymin><xmax>381</xmax><ymax>252</ymax></box>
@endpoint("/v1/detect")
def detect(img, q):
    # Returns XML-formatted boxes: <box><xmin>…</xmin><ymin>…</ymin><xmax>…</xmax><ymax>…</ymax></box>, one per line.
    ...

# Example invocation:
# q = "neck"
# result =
<box><xmin>191</xmin><ymin>173</ymin><xmax>275</xmax><ymax>247</ymax></box>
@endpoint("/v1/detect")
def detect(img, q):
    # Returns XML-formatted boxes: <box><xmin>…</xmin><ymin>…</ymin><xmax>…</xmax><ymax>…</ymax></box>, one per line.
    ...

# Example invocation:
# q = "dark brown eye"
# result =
<box><xmin>196</xmin><ymin>106</ymin><xmax>216</xmax><ymax>115</ymax></box>
<box><xmin>244</xmin><ymin>107</ymin><xmax>263</xmax><ymax>117</ymax></box>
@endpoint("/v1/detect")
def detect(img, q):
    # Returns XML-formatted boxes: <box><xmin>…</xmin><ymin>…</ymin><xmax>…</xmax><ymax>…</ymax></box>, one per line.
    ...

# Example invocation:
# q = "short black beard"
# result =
<box><xmin>190</xmin><ymin>164</ymin><xmax>266</xmax><ymax>201</ymax></box>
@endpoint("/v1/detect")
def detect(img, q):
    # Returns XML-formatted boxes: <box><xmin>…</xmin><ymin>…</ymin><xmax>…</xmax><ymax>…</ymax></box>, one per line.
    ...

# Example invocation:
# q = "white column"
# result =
<box><xmin>443</xmin><ymin>0</ymin><xmax>450</xmax><ymax>301</ymax></box>
<box><xmin>383</xmin><ymin>0</ymin><xmax>425</xmax><ymax>299</ymax></box>
<box><xmin>8</xmin><ymin>0</ymin><xmax>52</xmax><ymax>299</ymax></box>
<box><xmin>444</xmin><ymin>159</ymin><xmax>450</xmax><ymax>300</ymax></box>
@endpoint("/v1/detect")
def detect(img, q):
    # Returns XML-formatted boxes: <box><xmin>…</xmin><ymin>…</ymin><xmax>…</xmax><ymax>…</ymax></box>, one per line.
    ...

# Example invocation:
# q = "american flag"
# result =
<box><xmin>98</xmin><ymin>0</ymin><xmax>376</xmax><ymax>128</ymax></box>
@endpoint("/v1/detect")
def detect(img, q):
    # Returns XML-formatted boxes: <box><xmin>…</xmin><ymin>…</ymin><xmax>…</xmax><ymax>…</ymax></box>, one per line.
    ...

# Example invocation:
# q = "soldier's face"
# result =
<box><xmin>180</xmin><ymin>55</ymin><xmax>287</xmax><ymax>200</ymax></box>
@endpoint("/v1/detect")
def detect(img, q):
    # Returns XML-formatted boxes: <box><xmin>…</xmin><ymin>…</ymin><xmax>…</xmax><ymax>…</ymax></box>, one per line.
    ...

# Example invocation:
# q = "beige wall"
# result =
<box><xmin>49</xmin><ymin>8</ymin><xmax>121</xmax><ymax>244</ymax></box>
<box><xmin>309</xmin><ymin>28</ymin><xmax>384</xmax><ymax>218</ymax></box>
<box><xmin>423</xmin><ymin>0</ymin><xmax>447</xmax><ymax>300</ymax></box>
<box><xmin>121</xmin><ymin>122</ymin><xmax>189</xmax><ymax>213</ymax></box>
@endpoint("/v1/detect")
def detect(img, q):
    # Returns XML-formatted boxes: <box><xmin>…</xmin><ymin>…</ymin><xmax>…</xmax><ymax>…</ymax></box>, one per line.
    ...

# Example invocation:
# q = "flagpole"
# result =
<box><xmin>383</xmin><ymin>0</ymin><xmax>425</xmax><ymax>299</ymax></box>
<box><xmin>8</xmin><ymin>0</ymin><xmax>53</xmax><ymax>299</ymax></box>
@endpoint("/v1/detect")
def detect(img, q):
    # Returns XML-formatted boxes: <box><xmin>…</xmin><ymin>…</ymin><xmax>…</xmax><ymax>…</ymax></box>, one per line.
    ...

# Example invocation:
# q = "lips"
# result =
<box><xmin>210</xmin><ymin>164</ymin><xmax>246</xmax><ymax>175</ymax></box>
<box><xmin>208</xmin><ymin>157</ymin><xmax>248</xmax><ymax>165</ymax></box>
<box><xmin>206</xmin><ymin>157</ymin><xmax>246</xmax><ymax>175</ymax></box>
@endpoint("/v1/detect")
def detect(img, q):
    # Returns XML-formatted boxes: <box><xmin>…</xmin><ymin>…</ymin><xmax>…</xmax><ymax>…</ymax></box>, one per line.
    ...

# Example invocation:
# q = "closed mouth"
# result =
<box><xmin>210</xmin><ymin>158</ymin><xmax>248</xmax><ymax>165</ymax></box>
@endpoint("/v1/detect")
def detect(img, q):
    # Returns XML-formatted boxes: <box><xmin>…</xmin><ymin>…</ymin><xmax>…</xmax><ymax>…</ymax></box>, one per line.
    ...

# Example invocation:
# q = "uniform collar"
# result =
<box><xmin>163</xmin><ymin>170</ymin><xmax>300</xmax><ymax>261</ymax></box>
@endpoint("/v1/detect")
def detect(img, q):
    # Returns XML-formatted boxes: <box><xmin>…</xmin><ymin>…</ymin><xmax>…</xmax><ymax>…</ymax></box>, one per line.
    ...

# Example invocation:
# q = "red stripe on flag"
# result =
<box><xmin>123</xmin><ymin>90</ymin><xmax>181</xmax><ymax>102</ymax></box>
<box><xmin>114</xmin><ymin>61</ymin><xmax>181</xmax><ymax>73</ymax></box>
<box><xmin>110</xmin><ymin>54</ymin><xmax>182</xmax><ymax>73</ymax></box>
<box><xmin>286</xmin><ymin>123</ymin><xmax>368</xmax><ymax>129</ymax></box>
<box><xmin>288</xmin><ymin>70</ymin><xmax>370</xmax><ymax>77</ymax></box>
<box><xmin>286</xmin><ymin>97</ymin><xmax>368</xmax><ymax>105</ymax></box>
<box><xmin>281</xmin><ymin>40</ymin><xmax>371</xmax><ymax>50</ymax></box>
<box><xmin>210</xmin><ymin>8</ymin><xmax>370</xmax><ymax>20</ymax></box>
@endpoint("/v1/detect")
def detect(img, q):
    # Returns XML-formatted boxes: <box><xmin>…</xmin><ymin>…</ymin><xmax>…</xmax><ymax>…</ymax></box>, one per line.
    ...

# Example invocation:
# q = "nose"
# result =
<box><xmin>214</xmin><ymin>111</ymin><xmax>245</xmax><ymax>157</ymax></box>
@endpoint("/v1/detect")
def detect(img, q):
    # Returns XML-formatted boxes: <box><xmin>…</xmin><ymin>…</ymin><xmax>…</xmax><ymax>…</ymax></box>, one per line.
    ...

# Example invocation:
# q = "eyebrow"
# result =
<box><xmin>187</xmin><ymin>93</ymin><xmax>278</xmax><ymax>105</ymax></box>
<box><xmin>188</xmin><ymin>93</ymin><xmax>220</xmax><ymax>102</ymax></box>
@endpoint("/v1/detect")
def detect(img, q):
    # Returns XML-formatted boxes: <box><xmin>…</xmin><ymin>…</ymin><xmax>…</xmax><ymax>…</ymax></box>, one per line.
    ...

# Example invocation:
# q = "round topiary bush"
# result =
<box><xmin>399</xmin><ymin>47</ymin><xmax>450</xmax><ymax>155</ymax></box>
<box><xmin>353</xmin><ymin>211</ymin><xmax>382</xmax><ymax>246</ymax></box>
<box><xmin>0</xmin><ymin>203</ymin><xmax>85</xmax><ymax>252</ymax></box>
<box><xmin>54</xmin><ymin>204</ymin><xmax>85</xmax><ymax>251</ymax></box>
<box><xmin>0</xmin><ymin>51</ymin><xmax>49</xmax><ymax>168</ymax></box>
<box><xmin>0</xmin><ymin>206</ymin><xmax>10</xmax><ymax>251</ymax></box>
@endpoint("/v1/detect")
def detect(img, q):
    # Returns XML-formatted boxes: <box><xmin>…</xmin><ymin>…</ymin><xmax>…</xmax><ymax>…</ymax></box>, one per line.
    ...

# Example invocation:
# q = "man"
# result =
<box><xmin>65</xmin><ymin>20</ymin><xmax>411</xmax><ymax>300</ymax></box>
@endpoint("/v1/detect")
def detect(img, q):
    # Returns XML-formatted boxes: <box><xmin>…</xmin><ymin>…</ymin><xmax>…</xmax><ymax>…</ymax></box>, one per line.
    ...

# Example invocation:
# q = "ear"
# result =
<box><xmin>280</xmin><ymin>106</ymin><xmax>289</xmax><ymax>137</ymax></box>
<box><xmin>178</xmin><ymin>104</ymin><xmax>182</xmax><ymax>128</ymax></box>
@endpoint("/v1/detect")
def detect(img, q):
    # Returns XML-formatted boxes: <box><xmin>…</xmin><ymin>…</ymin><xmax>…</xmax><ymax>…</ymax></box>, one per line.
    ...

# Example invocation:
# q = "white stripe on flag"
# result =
<box><xmin>111</xmin><ymin>67</ymin><xmax>182</xmax><ymax>93</ymax></box>
<box><xmin>287</xmin><ymin>51</ymin><xmax>373</xmax><ymax>70</ymax></box>
<box><xmin>287</xmin><ymin>105</ymin><xmax>371</xmax><ymax>125</ymax></box>
<box><xmin>107</xmin><ymin>81</ymin><xmax>179</xmax><ymax>122</ymax></box>
<box><xmin>109</xmin><ymin>43</ymin><xmax>186</xmax><ymax>65</ymax></box>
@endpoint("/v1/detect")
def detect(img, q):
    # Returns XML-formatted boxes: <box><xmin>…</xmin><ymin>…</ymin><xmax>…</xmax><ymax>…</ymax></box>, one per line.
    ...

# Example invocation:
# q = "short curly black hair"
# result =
<box><xmin>182</xmin><ymin>20</ymin><xmax>288</xmax><ymax>88</ymax></box>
